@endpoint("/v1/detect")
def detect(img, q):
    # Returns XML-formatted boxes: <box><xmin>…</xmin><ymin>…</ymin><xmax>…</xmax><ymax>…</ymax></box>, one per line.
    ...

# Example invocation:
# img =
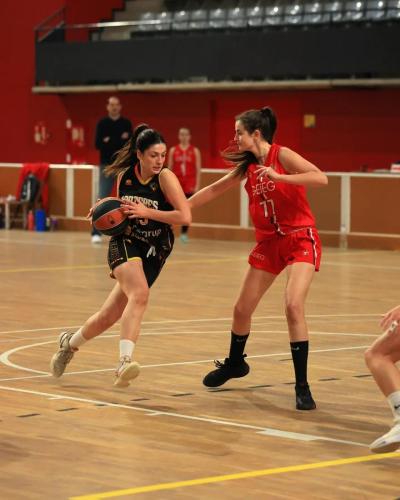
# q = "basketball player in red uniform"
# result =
<box><xmin>167</xmin><ymin>127</ymin><xmax>201</xmax><ymax>242</ymax></box>
<box><xmin>365</xmin><ymin>305</ymin><xmax>400</xmax><ymax>452</ymax></box>
<box><xmin>50</xmin><ymin>125</ymin><xmax>191</xmax><ymax>387</ymax></box>
<box><xmin>189</xmin><ymin>107</ymin><xmax>327</xmax><ymax>410</ymax></box>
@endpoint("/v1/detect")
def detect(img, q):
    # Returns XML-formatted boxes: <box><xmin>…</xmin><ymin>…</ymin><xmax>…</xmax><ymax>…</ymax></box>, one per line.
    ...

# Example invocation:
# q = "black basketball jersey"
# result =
<box><xmin>118</xmin><ymin>164</ymin><xmax>173</xmax><ymax>250</ymax></box>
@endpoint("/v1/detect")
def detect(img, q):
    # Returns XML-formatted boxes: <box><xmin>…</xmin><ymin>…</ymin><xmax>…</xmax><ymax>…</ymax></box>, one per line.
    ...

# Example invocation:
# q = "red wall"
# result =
<box><xmin>33</xmin><ymin>88</ymin><xmax>400</xmax><ymax>171</ymax></box>
<box><xmin>0</xmin><ymin>0</ymin><xmax>122</xmax><ymax>165</ymax></box>
<box><xmin>1</xmin><ymin>2</ymin><xmax>399</xmax><ymax>171</ymax></box>
<box><xmin>1</xmin><ymin>0</ymin><xmax>64</xmax><ymax>164</ymax></box>
<box><xmin>65</xmin><ymin>0</ymin><xmax>124</xmax><ymax>41</ymax></box>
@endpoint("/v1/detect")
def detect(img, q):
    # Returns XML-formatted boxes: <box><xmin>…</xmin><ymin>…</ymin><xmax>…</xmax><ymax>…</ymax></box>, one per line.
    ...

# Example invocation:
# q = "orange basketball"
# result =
<box><xmin>91</xmin><ymin>197</ymin><xmax>129</xmax><ymax>236</ymax></box>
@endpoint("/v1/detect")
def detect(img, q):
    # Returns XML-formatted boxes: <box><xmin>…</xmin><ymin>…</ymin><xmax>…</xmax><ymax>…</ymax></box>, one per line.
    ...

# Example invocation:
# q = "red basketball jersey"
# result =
<box><xmin>170</xmin><ymin>144</ymin><xmax>197</xmax><ymax>193</ymax></box>
<box><xmin>245</xmin><ymin>144</ymin><xmax>316</xmax><ymax>241</ymax></box>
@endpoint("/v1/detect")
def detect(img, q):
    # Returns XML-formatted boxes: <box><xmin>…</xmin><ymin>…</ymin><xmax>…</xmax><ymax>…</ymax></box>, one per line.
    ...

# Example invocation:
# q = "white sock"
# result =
<box><xmin>120</xmin><ymin>339</ymin><xmax>135</xmax><ymax>359</ymax></box>
<box><xmin>387</xmin><ymin>391</ymin><xmax>400</xmax><ymax>423</ymax></box>
<box><xmin>69</xmin><ymin>328</ymin><xmax>88</xmax><ymax>349</ymax></box>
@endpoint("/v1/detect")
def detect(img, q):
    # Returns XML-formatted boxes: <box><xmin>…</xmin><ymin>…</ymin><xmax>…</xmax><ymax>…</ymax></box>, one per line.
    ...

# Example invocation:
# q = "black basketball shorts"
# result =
<box><xmin>107</xmin><ymin>233</ymin><xmax>173</xmax><ymax>287</ymax></box>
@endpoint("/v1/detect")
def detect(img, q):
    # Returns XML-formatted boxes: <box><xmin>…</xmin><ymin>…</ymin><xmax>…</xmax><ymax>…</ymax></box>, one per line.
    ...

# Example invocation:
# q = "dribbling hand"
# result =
<box><xmin>121</xmin><ymin>199</ymin><xmax>149</xmax><ymax>219</ymax></box>
<box><xmin>86</xmin><ymin>198</ymin><xmax>101</xmax><ymax>220</ymax></box>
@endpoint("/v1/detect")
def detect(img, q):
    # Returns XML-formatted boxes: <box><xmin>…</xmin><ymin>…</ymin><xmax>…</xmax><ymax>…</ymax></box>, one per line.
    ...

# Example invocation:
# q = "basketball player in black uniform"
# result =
<box><xmin>50</xmin><ymin>125</ymin><xmax>191</xmax><ymax>387</ymax></box>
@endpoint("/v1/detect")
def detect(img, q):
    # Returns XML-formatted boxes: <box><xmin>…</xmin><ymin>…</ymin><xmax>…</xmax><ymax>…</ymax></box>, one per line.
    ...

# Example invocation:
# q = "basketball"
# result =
<box><xmin>91</xmin><ymin>197</ymin><xmax>129</xmax><ymax>236</ymax></box>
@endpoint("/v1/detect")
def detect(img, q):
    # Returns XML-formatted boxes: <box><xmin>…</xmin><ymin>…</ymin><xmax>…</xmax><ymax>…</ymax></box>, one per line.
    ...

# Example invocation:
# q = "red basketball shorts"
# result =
<box><xmin>248</xmin><ymin>227</ymin><xmax>321</xmax><ymax>275</ymax></box>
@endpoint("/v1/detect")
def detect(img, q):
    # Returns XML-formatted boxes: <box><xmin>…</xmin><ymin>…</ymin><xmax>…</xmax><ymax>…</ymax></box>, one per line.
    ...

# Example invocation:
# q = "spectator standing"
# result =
<box><xmin>92</xmin><ymin>96</ymin><xmax>133</xmax><ymax>243</ymax></box>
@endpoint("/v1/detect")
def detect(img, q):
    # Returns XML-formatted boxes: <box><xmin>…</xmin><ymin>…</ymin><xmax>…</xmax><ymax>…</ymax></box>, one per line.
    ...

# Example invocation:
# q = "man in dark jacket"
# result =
<box><xmin>92</xmin><ymin>96</ymin><xmax>133</xmax><ymax>243</ymax></box>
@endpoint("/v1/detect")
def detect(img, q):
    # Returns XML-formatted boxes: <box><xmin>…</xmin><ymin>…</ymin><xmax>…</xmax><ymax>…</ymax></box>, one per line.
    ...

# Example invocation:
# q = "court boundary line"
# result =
<box><xmin>0</xmin><ymin>315</ymin><xmax>378</xmax><ymax>450</ymax></box>
<box><xmin>69</xmin><ymin>452</ymin><xmax>400</xmax><ymax>499</ymax></box>
<box><xmin>0</xmin><ymin>256</ymin><xmax>245</xmax><ymax>274</ymax></box>
<box><xmin>0</xmin><ymin>312</ymin><xmax>384</xmax><ymax>336</ymax></box>
<box><xmin>0</xmin><ymin>329</ymin><xmax>379</xmax><ymax>347</ymax></box>
<box><xmin>0</xmin><ymin>341</ymin><xmax>370</xmax><ymax>380</ymax></box>
<box><xmin>0</xmin><ymin>236</ymin><xmax>242</xmax><ymax>259</ymax></box>
<box><xmin>0</xmin><ymin>384</ymin><xmax>366</xmax><ymax>448</ymax></box>
<box><xmin>1</xmin><ymin>257</ymin><xmax>400</xmax><ymax>274</ymax></box>
<box><xmin>2</xmin><ymin>262</ymin><xmax>400</xmax><ymax>274</ymax></box>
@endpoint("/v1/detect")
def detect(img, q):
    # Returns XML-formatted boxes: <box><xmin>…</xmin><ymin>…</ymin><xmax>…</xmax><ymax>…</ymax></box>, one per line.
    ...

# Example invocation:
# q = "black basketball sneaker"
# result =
<box><xmin>295</xmin><ymin>383</ymin><xmax>316</xmax><ymax>410</ymax></box>
<box><xmin>203</xmin><ymin>355</ymin><xmax>250</xmax><ymax>387</ymax></box>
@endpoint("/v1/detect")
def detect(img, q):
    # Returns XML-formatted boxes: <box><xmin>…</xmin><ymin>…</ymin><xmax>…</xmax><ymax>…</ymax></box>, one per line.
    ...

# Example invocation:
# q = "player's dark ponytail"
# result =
<box><xmin>223</xmin><ymin>107</ymin><xmax>278</xmax><ymax>178</ymax></box>
<box><xmin>105</xmin><ymin>124</ymin><xmax>165</xmax><ymax>177</ymax></box>
<box><xmin>222</xmin><ymin>148</ymin><xmax>257</xmax><ymax>179</ymax></box>
<box><xmin>260</xmin><ymin>107</ymin><xmax>277</xmax><ymax>143</ymax></box>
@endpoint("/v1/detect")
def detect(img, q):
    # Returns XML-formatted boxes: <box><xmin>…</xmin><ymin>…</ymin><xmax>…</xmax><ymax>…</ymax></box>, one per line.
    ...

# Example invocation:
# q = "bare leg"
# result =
<box><xmin>107</xmin><ymin>260</ymin><xmax>150</xmax><ymax>387</ymax></box>
<box><xmin>232</xmin><ymin>266</ymin><xmax>276</xmax><ymax>334</ymax></box>
<box><xmin>50</xmin><ymin>261</ymin><xmax>148</xmax><ymax>381</ymax></box>
<box><xmin>284</xmin><ymin>262</ymin><xmax>316</xmax><ymax>410</ymax></box>
<box><xmin>50</xmin><ymin>283</ymin><xmax>127</xmax><ymax>378</ymax></box>
<box><xmin>75</xmin><ymin>260</ymin><xmax>149</xmax><ymax>343</ymax></box>
<box><xmin>365</xmin><ymin>329</ymin><xmax>400</xmax><ymax>397</ymax></box>
<box><xmin>80</xmin><ymin>283</ymin><xmax>128</xmax><ymax>340</ymax></box>
<box><xmin>202</xmin><ymin>266</ymin><xmax>276</xmax><ymax>388</ymax></box>
<box><xmin>113</xmin><ymin>260</ymin><xmax>149</xmax><ymax>343</ymax></box>
<box><xmin>284</xmin><ymin>262</ymin><xmax>315</xmax><ymax>342</ymax></box>
<box><xmin>365</xmin><ymin>326</ymin><xmax>400</xmax><ymax>452</ymax></box>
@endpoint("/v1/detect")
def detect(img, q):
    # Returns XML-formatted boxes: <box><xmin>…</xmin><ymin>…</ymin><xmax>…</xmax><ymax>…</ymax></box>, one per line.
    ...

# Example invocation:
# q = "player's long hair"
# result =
<box><xmin>223</xmin><ymin>107</ymin><xmax>277</xmax><ymax>178</ymax></box>
<box><xmin>104</xmin><ymin>124</ymin><xmax>166</xmax><ymax>177</ymax></box>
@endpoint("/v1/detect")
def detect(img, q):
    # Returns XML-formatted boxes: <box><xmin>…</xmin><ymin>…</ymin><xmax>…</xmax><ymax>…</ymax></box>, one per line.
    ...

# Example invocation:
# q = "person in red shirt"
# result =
<box><xmin>168</xmin><ymin>127</ymin><xmax>201</xmax><ymax>242</ymax></box>
<box><xmin>365</xmin><ymin>305</ymin><xmax>400</xmax><ymax>453</ymax></box>
<box><xmin>189</xmin><ymin>107</ymin><xmax>328</xmax><ymax>410</ymax></box>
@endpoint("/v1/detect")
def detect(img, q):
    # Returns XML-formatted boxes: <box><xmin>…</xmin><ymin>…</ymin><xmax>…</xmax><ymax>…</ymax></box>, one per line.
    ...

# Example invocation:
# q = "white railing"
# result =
<box><xmin>1</xmin><ymin>164</ymin><xmax>399</xmax><ymax>244</ymax></box>
<box><xmin>0</xmin><ymin>163</ymin><xmax>99</xmax><ymax>219</ymax></box>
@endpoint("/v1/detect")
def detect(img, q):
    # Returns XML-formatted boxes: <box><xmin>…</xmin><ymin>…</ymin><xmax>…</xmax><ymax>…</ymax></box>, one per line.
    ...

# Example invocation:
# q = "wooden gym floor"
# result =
<box><xmin>0</xmin><ymin>230</ymin><xmax>399</xmax><ymax>499</ymax></box>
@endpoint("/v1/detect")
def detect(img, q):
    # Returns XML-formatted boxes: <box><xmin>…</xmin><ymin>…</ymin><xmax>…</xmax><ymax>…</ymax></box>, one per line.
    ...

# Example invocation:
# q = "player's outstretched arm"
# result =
<box><xmin>188</xmin><ymin>170</ymin><xmax>241</xmax><ymax>209</ymax></box>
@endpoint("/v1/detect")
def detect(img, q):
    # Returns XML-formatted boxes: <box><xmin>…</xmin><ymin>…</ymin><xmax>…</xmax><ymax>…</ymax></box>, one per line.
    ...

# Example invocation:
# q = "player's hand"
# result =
<box><xmin>103</xmin><ymin>136</ymin><xmax>110</xmax><ymax>143</ymax></box>
<box><xmin>381</xmin><ymin>304</ymin><xmax>400</xmax><ymax>333</ymax></box>
<box><xmin>86</xmin><ymin>199</ymin><xmax>101</xmax><ymax>219</ymax></box>
<box><xmin>121</xmin><ymin>199</ymin><xmax>149</xmax><ymax>219</ymax></box>
<box><xmin>255</xmin><ymin>165</ymin><xmax>281</xmax><ymax>182</ymax></box>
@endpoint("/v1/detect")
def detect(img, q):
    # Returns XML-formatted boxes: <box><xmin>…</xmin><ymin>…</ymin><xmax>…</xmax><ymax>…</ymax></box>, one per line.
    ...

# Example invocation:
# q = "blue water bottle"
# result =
<box><xmin>35</xmin><ymin>209</ymin><xmax>46</xmax><ymax>231</ymax></box>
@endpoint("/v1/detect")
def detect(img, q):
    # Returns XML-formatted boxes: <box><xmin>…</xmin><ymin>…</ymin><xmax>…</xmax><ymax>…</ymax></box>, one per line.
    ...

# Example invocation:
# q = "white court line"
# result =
<box><xmin>1</xmin><ymin>329</ymin><xmax>378</xmax><ymax>344</ymax></box>
<box><xmin>0</xmin><ymin>383</ymin><xmax>366</xmax><ymax>448</ymax></box>
<box><xmin>130</xmin><ymin>330</ymin><xmax>379</xmax><ymax>338</ymax></box>
<box><xmin>0</xmin><ymin>313</ymin><xmax>384</xmax><ymax>336</ymax></box>
<box><xmin>323</xmin><ymin>250</ymin><xmax>391</xmax><ymax>257</ymax></box>
<box><xmin>0</xmin><ymin>342</ymin><xmax>370</xmax><ymax>381</ymax></box>
<box><xmin>104</xmin><ymin>330</ymin><xmax>379</xmax><ymax>339</ymax></box>
<box><xmin>0</xmin><ymin>238</ymin><xmax>98</xmax><ymax>249</ymax></box>
<box><xmin>0</xmin><ymin>329</ymin><xmax>380</xmax><ymax>345</ymax></box>
<box><xmin>1</xmin><ymin>234</ymin><xmax>399</xmax><ymax>268</ymax></box>
<box><xmin>323</xmin><ymin>261</ymin><xmax>400</xmax><ymax>271</ymax></box>
<box><xmin>255</xmin><ymin>428</ymin><xmax>364</xmax><ymax>446</ymax></box>
<box><xmin>0</xmin><ymin>237</ymin><xmax>376</xmax><ymax>256</ymax></box>
<box><xmin>0</xmin><ymin>236</ymin><xmax>237</xmax><ymax>260</ymax></box>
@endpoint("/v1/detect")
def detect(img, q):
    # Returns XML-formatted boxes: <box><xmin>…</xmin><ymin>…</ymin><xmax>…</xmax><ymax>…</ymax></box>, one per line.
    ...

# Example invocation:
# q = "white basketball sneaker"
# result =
<box><xmin>50</xmin><ymin>331</ymin><xmax>77</xmax><ymax>377</ymax></box>
<box><xmin>370</xmin><ymin>422</ymin><xmax>400</xmax><ymax>453</ymax></box>
<box><xmin>114</xmin><ymin>356</ymin><xmax>140</xmax><ymax>388</ymax></box>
